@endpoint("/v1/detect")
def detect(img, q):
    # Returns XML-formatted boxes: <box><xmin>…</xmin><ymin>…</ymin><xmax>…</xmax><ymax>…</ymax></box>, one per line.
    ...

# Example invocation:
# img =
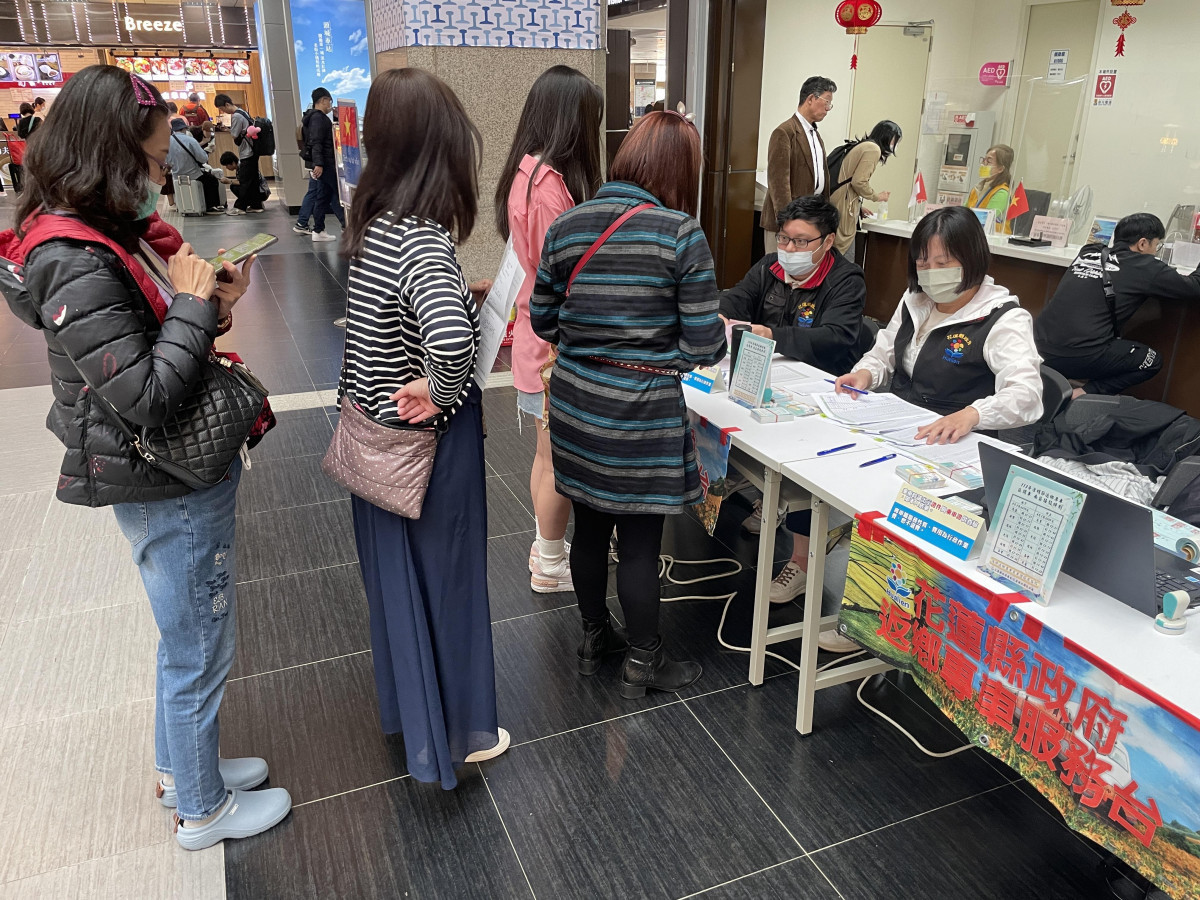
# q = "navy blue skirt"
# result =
<box><xmin>350</xmin><ymin>386</ymin><xmax>498</xmax><ymax>789</ymax></box>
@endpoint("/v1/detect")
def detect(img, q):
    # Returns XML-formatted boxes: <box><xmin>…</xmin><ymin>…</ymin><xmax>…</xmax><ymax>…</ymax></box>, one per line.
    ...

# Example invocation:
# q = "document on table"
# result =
<box><xmin>474</xmin><ymin>237</ymin><xmax>525</xmax><ymax>384</ymax></box>
<box><xmin>770</xmin><ymin>363</ymin><xmax>833</xmax><ymax>395</ymax></box>
<box><xmin>891</xmin><ymin>432</ymin><xmax>984</xmax><ymax>469</ymax></box>
<box><xmin>815</xmin><ymin>391</ymin><xmax>926</xmax><ymax>426</ymax></box>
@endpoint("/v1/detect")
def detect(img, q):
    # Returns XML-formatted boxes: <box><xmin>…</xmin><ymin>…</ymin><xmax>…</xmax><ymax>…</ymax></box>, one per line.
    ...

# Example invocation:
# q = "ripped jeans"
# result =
<box><xmin>113</xmin><ymin>457</ymin><xmax>242</xmax><ymax>820</ymax></box>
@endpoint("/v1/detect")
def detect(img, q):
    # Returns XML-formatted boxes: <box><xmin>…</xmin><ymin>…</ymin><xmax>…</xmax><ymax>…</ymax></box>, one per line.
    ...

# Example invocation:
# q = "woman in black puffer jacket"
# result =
<box><xmin>0</xmin><ymin>66</ymin><xmax>291</xmax><ymax>851</ymax></box>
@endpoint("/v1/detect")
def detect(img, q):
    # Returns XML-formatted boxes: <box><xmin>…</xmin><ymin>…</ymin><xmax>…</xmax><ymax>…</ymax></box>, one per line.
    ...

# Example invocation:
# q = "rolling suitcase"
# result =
<box><xmin>174</xmin><ymin>175</ymin><xmax>206</xmax><ymax>216</ymax></box>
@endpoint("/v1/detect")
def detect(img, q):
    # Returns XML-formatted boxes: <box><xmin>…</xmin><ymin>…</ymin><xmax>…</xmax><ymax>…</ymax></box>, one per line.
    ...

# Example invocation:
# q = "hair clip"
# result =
<box><xmin>663</xmin><ymin>101</ymin><xmax>696</xmax><ymax>126</ymax></box>
<box><xmin>130</xmin><ymin>73</ymin><xmax>157</xmax><ymax>108</ymax></box>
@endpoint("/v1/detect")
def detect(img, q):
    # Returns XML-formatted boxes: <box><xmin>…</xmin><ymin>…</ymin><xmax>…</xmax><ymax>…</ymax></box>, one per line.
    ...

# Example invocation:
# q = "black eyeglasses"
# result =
<box><xmin>775</xmin><ymin>232</ymin><xmax>824</xmax><ymax>250</ymax></box>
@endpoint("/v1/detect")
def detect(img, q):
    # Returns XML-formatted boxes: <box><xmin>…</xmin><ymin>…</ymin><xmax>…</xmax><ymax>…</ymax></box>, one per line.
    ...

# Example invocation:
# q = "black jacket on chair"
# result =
<box><xmin>4</xmin><ymin>231</ymin><xmax>219</xmax><ymax>506</ymax></box>
<box><xmin>718</xmin><ymin>250</ymin><xmax>866</xmax><ymax>376</ymax></box>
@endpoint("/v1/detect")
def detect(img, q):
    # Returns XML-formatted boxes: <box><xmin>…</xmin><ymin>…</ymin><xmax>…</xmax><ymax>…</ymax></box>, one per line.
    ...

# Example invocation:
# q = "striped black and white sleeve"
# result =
<box><xmin>399</xmin><ymin>225</ymin><xmax>479</xmax><ymax>408</ymax></box>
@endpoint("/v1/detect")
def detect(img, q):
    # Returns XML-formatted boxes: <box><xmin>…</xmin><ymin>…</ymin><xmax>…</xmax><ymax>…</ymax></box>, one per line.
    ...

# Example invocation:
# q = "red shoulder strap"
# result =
<box><xmin>566</xmin><ymin>202</ymin><xmax>654</xmax><ymax>298</ymax></box>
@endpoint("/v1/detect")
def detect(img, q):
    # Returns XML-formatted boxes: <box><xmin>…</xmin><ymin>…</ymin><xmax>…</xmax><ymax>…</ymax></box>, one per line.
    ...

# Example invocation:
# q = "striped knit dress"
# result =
<box><xmin>530</xmin><ymin>181</ymin><xmax>726</xmax><ymax>515</ymax></box>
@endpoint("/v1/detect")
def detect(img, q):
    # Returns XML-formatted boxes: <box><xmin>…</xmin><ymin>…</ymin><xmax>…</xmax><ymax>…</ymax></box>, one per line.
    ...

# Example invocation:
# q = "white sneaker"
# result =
<box><xmin>743</xmin><ymin>497</ymin><xmax>788</xmax><ymax>535</ymax></box>
<box><xmin>818</xmin><ymin>630</ymin><xmax>861</xmax><ymax>654</ymax></box>
<box><xmin>769</xmin><ymin>561</ymin><xmax>807</xmax><ymax>604</ymax></box>
<box><xmin>531</xmin><ymin>555</ymin><xmax>573</xmax><ymax>593</ymax></box>
<box><xmin>311</xmin><ymin>231</ymin><xmax>337</xmax><ymax>243</ymax></box>
<box><xmin>528</xmin><ymin>540</ymin><xmax>571</xmax><ymax>573</ymax></box>
<box><xmin>226</xmin><ymin>208</ymin><xmax>246</xmax><ymax>216</ymax></box>
<box><xmin>464</xmin><ymin>728</ymin><xmax>510</xmax><ymax>763</ymax></box>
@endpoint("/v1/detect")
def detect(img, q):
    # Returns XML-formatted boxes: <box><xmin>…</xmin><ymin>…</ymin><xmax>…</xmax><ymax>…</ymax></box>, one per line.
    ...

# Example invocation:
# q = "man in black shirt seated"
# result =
<box><xmin>1035</xmin><ymin>213</ymin><xmax>1200</xmax><ymax>397</ymax></box>
<box><xmin>719</xmin><ymin>194</ymin><xmax>866</xmax><ymax>376</ymax></box>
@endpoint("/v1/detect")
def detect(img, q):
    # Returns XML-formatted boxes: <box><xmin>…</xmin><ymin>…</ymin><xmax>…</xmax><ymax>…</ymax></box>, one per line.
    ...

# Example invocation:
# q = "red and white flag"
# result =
<box><xmin>1007</xmin><ymin>181</ymin><xmax>1031</xmax><ymax>222</ymax></box>
<box><xmin>907</xmin><ymin>172</ymin><xmax>928</xmax><ymax>209</ymax></box>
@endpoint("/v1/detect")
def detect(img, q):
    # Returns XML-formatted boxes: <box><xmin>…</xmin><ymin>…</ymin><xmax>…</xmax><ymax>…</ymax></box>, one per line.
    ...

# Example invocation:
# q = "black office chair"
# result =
<box><xmin>1039</xmin><ymin>365</ymin><xmax>1074</xmax><ymax>424</ymax></box>
<box><xmin>1012</xmin><ymin>189</ymin><xmax>1052</xmax><ymax>237</ymax></box>
<box><xmin>1153</xmin><ymin>459</ymin><xmax>1200</xmax><ymax>510</ymax></box>
<box><xmin>856</xmin><ymin>315</ymin><xmax>881</xmax><ymax>359</ymax></box>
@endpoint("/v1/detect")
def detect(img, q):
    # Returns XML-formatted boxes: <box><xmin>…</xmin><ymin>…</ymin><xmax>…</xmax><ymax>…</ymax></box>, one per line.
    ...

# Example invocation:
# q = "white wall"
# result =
<box><xmin>758</xmin><ymin>0</ymin><xmax>1200</xmax><ymax>227</ymax></box>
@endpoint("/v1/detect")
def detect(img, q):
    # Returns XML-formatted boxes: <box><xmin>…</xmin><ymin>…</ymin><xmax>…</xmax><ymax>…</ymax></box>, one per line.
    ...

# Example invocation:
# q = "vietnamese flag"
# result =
<box><xmin>907</xmin><ymin>172</ymin><xmax>928</xmax><ymax>209</ymax></box>
<box><xmin>1007</xmin><ymin>180</ymin><xmax>1030</xmax><ymax>222</ymax></box>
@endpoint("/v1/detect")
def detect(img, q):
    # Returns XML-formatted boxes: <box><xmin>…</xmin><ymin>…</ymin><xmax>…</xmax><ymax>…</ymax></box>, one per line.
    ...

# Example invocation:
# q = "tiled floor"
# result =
<box><xmin>0</xmin><ymin>198</ymin><xmax>1124</xmax><ymax>899</ymax></box>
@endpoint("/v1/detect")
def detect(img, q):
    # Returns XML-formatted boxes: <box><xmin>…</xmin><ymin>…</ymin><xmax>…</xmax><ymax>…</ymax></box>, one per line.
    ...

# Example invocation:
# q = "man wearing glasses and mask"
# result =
<box><xmin>761</xmin><ymin>76</ymin><xmax>837</xmax><ymax>250</ymax></box>
<box><xmin>721</xmin><ymin>194</ymin><xmax>867</xmax><ymax>377</ymax></box>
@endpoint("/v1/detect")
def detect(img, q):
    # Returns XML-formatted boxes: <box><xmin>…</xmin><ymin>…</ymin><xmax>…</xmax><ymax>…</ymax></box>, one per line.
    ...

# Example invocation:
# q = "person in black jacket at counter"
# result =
<box><xmin>719</xmin><ymin>194</ymin><xmax>866</xmax><ymax>377</ymax></box>
<box><xmin>292</xmin><ymin>87</ymin><xmax>344</xmax><ymax>242</ymax></box>
<box><xmin>1035</xmin><ymin>213</ymin><xmax>1200</xmax><ymax>397</ymax></box>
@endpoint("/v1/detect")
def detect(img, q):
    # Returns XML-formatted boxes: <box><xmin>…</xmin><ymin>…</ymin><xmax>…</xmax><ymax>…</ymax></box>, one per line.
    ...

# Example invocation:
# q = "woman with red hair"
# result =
<box><xmin>530</xmin><ymin>111</ymin><xmax>726</xmax><ymax>698</ymax></box>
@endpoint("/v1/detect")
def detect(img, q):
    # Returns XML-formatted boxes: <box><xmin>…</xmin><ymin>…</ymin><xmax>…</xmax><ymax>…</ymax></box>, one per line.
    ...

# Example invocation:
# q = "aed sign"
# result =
<box><xmin>124</xmin><ymin>15</ymin><xmax>183</xmax><ymax>33</ymax></box>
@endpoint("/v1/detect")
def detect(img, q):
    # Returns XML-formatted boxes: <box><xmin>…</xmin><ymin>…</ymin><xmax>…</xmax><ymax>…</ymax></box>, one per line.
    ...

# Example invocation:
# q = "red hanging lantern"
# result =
<box><xmin>835</xmin><ymin>1</ymin><xmax>883</xmax><ymax>70</ymax></box>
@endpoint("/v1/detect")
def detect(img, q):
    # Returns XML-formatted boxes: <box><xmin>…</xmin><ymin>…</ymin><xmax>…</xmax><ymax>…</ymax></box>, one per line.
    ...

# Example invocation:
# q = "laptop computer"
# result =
<box><xmin>978</xmin><ymin>442</ymin><xmax>1200</xmax><ymax>617</ymax></box>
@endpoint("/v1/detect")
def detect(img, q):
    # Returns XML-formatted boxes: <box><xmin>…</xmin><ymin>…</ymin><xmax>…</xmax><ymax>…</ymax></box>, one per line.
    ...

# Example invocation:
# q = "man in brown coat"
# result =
<box><xmin>761</xmin><ymin>76</ymin><xmax>837</xmax><ymax>250</ymax></box>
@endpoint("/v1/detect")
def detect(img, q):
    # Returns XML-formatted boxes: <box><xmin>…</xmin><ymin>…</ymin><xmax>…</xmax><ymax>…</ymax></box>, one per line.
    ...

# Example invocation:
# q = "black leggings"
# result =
<box><xmin>570</xmin><ymin>502</ymin><xmax>665</xmax><ymax>650</ymax></box>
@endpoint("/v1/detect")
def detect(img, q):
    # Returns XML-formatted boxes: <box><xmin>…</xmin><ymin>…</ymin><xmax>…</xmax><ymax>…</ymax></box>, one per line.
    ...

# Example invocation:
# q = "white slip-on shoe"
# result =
<box><xmin>464</xmin><ymin>728</ymin><xmax>510</xmax><ymax>764</ymax></box>
<box><xmin>769</xmin><ymin>561</ymin><xmax>807</xmax><ymax>605</ymax></box>
<box><xmin>311</xmin><ymin>231</ymin><xmax>337</xmax><ymax>243</ymax></box>
<box><xmin>174</xmin><ymin>788</ymin><xmax>292</xmax><ymax>851</ymax></box>
<box><xmin>157</xmin><ymin>757</ymin><xmax>269</xmax><ymax>808</ymax></box>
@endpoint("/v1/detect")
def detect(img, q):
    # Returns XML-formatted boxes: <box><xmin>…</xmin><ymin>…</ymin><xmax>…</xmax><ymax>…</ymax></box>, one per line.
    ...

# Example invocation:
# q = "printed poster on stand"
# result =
<box><xmin>333</xmin><ymin>99</ymin><xmax>361</xmax><ymax>210</ymax></box>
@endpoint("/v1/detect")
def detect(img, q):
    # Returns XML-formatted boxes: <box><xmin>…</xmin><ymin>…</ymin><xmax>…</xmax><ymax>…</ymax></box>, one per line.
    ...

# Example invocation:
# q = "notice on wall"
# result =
<box><xmin>1048</xmin><ymin>49</ymin><xmax>1068</xmax><ymax>84</ymax></box>
<box><xmin>1093</xmin><ymin>69</ymin><xmax>1117</xmax><ymax>106</ymax></box>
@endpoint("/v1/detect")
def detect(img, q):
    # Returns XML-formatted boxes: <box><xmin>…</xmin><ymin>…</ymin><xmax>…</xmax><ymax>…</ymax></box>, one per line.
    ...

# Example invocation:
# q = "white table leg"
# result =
<box><xmin>748</xmin><ymin>466</ymin><xmax>781</xmax><ymax>686</ymax></box>
<box><xmin>795</xmin><ymin>495</ymin><xmax>829</xmax><ymax>734</ymax></box>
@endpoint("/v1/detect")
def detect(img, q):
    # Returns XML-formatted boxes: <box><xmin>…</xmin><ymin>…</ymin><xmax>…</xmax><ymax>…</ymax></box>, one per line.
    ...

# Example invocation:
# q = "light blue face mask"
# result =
<box><xmin>136</xmin><ymin>180</ymin><xmax>160</xmax><ymax>220</ymax></box>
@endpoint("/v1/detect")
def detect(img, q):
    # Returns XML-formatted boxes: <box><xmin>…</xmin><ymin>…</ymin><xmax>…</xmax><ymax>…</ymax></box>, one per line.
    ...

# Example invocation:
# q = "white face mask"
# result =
<box><xmin>917</xmin><ymin>267</ymin><xmax>964</xmax><ymax>305</ymax></box>
<box><xmin>777</xmin><ymin>248</ymin><xmax>819</xmax><ymax>280</ymax></box>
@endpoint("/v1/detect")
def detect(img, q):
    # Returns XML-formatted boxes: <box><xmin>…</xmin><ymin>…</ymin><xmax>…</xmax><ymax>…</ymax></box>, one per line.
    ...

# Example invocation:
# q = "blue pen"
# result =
<box><xmin>859</xmin><ymin>453</ymin><xmax>898</xmax><ymax>468</ymax></box>
<box><xmin>817</xmin><ymin>443</ymin><xmax>856</xmax><ymax>456</ymax></box>
<box><xmin>826</xmin><ymin>378</ymin><xmax>869</xmax><ymax>396</ymax></box>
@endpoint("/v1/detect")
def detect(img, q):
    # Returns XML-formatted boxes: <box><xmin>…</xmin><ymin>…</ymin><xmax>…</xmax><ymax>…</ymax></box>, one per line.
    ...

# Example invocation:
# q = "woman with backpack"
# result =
<box><xmin>829</xmin><ymin>120</ymin><xmax>902</xmax><ymax>264</ymax></box>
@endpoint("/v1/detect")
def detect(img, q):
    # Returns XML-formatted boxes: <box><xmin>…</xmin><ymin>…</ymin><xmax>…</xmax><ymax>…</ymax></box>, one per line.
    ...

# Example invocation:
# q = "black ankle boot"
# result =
<box><xmin>577</xmin><ymin>619</ymin><xmax>629</xmax><ymax>676</ymax></box>
<box><xmin>619</xmin><ymin>639</ymin><xmax>701</xmax><ymax>699</ymax></box>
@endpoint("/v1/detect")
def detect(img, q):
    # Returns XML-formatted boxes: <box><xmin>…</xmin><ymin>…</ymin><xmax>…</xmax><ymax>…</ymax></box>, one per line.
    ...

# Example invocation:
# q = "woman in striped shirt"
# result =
<box><xmin>531</xmin><ymin>111</ymin><xmax>726</xmax><ymax>698</ymax></box>
<box><xmin>339</xmin><ymin>68</ymin><xmax>507</xmax><ymax>788</ymax></box>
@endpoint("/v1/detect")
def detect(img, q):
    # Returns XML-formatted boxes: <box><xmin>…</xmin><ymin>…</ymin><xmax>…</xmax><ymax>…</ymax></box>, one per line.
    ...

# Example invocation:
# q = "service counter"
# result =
<box><xmin>861</xmin><ymin>220</ymin><xmax>1199</xmax><ymax>413</ymax></box>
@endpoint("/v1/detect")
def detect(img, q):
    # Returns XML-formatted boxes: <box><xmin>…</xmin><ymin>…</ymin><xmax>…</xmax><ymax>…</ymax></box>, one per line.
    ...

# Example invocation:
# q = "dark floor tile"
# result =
<box><xmin>499</xmin><ymin>473</ymin><xmax>535</xmax><ymax>517</ymax></box>
<box><xmin>492</xmin><ymin>604</ymin><xmax>675</xmax><ymax>744</ymax></box>
<box><xmin>813</xmin><ymin>785</ymin><xmax>1109</xmax><ymax>899</ymax></box>
<box><xmin>302</xmin><ymin>355</ymin><xmax>343</xmax><ymax>385</ymax></box>
<box><xmin>487</xmin><ymin>530</ymin><xmax>576</xmax><ymax>622</ymax></box>
<box><xmin>231</xmin><ymin>562</ymin><xmax>370</xmax><ymax>678</ymax></box>
<box><xmin>0</xmin><ymin>361</ymin><xmax>51</xmax><ymax>389</ymax></box>
<box><xmin>250</xmin><ymin>408</ymin><xmax>333</xmax><ymax>462</ymax></box>
<box><xmin>689</xmin><ymin>857</ymin><xmax>840</xmax><ymax>899</ymax></box>
<box><xmin>244</xmin><ymin>356</ymin><xmax>317</xmax><ymax>394</ymax></box>
<box><xmin>486</xmin><ymin>476</ymin><xmax>534</xmax><ymax>538</ymax></box>
<box><xmin>687</xmin><ymin>673</ymin><xmax>1010</xmax><ymax>850</ymax></box>
<box><xmin>238</xmin><ymin>498</ymin><xmax>358</xmax><ymax>582</ymax></box>
<box><xmin>223</xmin><ymin>341</ymin><xmax>307</xmax><ymax>374</ymax></box>
<box><xmin>224</xmin><ymin>773</ymin><xmax>532</xmax><ymax>900</ymax></box>
<box><xmin>235</xmin><ymin>453</ymin><xmax>346</xmax><ymax>516</ymax></box>
<box><xmin>483</xmin><ymin>702</ymin><xmax>799</xmax><ymax>900</ymax></box>
<box><xmin>289</xmin><ymin>324</ymin><xmax>347</xmax><ymax>360</ymax></box>
<box><xmin>221</xmin><ymin>651</ymin><xmax>407</xmax><ymax>804</ymax></box>
<box><xmin>481</xmin><ymin>386</ymin><xmax>521</xmax><ymax>432</ymax></box>
<box><xmin>484</xmin><ymin>422</ymin><xmax>535</xmax><ymax>477</ymax></box>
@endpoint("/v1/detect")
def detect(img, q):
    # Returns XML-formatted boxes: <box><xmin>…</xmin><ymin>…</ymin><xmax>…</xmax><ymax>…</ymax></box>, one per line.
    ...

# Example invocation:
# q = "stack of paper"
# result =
<box><xmin>815</xmin><ymin>392</ymin><xmax>927</xmax><ymax>427</ymax></box>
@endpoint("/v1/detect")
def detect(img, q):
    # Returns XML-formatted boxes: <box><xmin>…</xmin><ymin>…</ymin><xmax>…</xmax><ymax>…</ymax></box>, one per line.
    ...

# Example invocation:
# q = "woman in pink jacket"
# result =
<box><xmin>495</xmin><ymin>66</ymin><xmax>604</xmax><ymax>594</ymax></box>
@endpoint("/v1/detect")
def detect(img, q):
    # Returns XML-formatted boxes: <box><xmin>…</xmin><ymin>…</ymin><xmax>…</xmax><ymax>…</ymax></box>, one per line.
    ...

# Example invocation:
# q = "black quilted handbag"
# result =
<box><xmin>80</xmin><ymin>350</ymin><xmax>268</xmax><ymax>490</ymax></box>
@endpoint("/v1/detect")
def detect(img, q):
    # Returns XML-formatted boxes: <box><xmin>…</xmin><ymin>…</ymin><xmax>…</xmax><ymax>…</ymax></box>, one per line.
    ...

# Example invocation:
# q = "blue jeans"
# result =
<box><xmin>295</xmin><ymin>173</ymin><xmax>321</xmax><ymax>227</ymax></box>
<box><xmin>112</xmin><ymin>458</ymin><xmax>242</xmax><ymax>820</ymax></box>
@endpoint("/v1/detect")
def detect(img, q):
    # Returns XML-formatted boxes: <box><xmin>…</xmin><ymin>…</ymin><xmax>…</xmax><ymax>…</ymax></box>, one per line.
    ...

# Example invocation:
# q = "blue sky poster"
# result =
<box><xmin>289</xmin><ymin>0</ymin><xmax>372</xmax><ymax>114</ymax></box>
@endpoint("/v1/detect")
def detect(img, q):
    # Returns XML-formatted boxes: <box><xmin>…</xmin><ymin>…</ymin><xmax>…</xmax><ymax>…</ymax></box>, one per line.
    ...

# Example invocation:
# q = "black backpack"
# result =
<box><xmin>235</xmin><ymin>110</ymin><xmax>276</xmax><ymax>157</ymax></box>
<box><xmin>826</xmin><ymin>139</ymin><xmax>863</xmax><ymax>193</ymax></box>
